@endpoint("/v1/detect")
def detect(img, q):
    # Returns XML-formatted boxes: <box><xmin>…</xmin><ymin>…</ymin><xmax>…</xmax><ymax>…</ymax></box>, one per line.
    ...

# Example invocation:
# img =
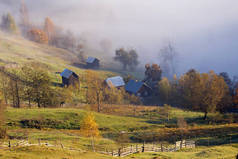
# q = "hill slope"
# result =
<box><xmin>0</xmin><ymin>31</ymin><xmax>115</xmax><ymax>81</ymax></box>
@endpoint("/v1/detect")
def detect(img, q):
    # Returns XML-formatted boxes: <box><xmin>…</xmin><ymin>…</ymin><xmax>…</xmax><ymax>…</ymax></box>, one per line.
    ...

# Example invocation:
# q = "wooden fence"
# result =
<box><xmin>1</xmin><ymin>139</ymin><xmax>195</xmax><ymax>157</ymax></box>
<box><xmin>97</xmin><ymin>140</ymin><xmax>195</xmax><ymax>157</ymax></box>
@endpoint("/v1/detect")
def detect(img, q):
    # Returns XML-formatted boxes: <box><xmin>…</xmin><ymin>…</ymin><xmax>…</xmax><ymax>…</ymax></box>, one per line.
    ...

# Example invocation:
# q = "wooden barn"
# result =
<box><xmin>60</xmin><ymin>69</ymin><xmax>79</xmax><ymax>87</ymax></box>
<box><xmin>125</xmin><ymin>80</ymin><xmax>152</xmax><ymax>97</ymax></box>
<box><xmin>86</xmin><ymin>57</ymin><xmax>100</xmax><ymax>69</ymax></box>
<box><xmin>105</xmin><ymin>76</ymin><xmax>125</xmax><ymax>88</ymax></box>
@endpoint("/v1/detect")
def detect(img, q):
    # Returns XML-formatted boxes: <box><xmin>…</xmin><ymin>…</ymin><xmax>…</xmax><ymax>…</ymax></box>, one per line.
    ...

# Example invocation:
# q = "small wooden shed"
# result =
<box><xmin>125</xmin><ymin>80</ymin><xmax>152</xmax><ymax>97</ymax></box>
<box><xmin>105</xmin><ymin>76</ymin><xmax>125</xmax><ymax>88</ymax></box>
<box><xmin>86</xmin><ymin>57</ymin><xmax>100</xmax><ymax>69</ymax></box>
<box><xmin>60</xmin><ymin>69</ymin><xmax>79</xmax><ymax>87</ymax></box>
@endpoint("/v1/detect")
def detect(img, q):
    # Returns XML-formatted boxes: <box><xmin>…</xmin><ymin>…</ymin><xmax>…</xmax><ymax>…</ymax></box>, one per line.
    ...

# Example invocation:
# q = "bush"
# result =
<box><xmin>28</xmin><ymin>29</ymin><xmax>48</xmax><ymax>44</ymax></box>
<box><xmin>20</xmin><ymin>118</ymin><xmax>80</xmax><ymax>129</ymax></box>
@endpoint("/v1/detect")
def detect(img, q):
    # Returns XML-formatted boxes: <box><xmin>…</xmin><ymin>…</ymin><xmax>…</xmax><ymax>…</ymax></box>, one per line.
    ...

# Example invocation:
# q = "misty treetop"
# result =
<box><xmin>114</xmin><ymin>48</ymin><xmax>139</xmax><ymax>71</ymax></box>
<box><xmin>159</xmin><ymin>42</ymin><xmax>178</xmax><ymax>78</ymax></box>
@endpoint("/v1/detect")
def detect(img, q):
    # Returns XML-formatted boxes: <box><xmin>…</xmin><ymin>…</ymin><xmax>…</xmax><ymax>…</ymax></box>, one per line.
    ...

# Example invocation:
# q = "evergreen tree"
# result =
<box><xmin>1</xmin><ymin>13</ymin><xmax>18</xmax><ymax>34</ymax></box>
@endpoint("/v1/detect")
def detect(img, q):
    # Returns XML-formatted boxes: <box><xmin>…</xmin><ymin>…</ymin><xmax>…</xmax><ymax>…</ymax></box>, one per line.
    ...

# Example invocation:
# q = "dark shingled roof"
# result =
<box><xmin>106</xmin><ymin>76</ymin><xmax>125</xmax><ymax>88</ymax></box>
<box><xmin>125</xmin><ymin>80</ymin><xmax>144</xmax><ymax>94</ymax></box>
<box><xmin>86</xmin><ymin>57</ymin><xmax>97</xmax><ymax>63</ymax></box>
<box><xmin>60</xmin><ymin>69</ymin><xmax>73</xmax><ymax>79</ymax></box>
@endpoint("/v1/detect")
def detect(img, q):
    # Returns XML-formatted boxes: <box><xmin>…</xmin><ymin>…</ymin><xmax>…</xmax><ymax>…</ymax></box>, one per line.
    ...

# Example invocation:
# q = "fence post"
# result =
<box><xmin>8</xmin><ymin>140</ymin><xmax>11</xmax><ymax>149</ymax></box>
<box><xmin>38</xmin><ymin>139</ymin><xmax>41</xmax><ymax>146</ymax></box>
<box><xmin>118</xmin><ymin>148</ymin><xmax>121</xmax><ymax>157</ymax></box>
<box><xmin>60</xmin><ymin>143</ymin><xmax>64</xmax><ymax>149</ymax></box>
<box><xmin>130</xmin><ymin>145</ymin><xmax>133</xmax><ymax>153</ymax></box>
<box><xmin>136</xmin><ymin>144</ymin><xmax>138</xmax><ymax>152</ymax></box>
<box><xmin>161</xmin><ymin>143</ymin><xmax>163</xmax><ymax>152</ymax></box>
<box><xmin>142</xmin><ymin>141</ymin><xmax>145</xmax><ymax>152</ymax></box>
<box><xmin>112</xmin><ymin>150</ymin><xmax>114</xmax><ymax>156</ymax></box>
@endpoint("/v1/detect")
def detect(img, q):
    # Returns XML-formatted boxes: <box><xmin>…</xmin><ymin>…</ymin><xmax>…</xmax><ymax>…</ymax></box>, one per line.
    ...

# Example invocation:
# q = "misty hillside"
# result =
<box><xmin>0</xmin><ymin>31</ymin><xmax>116</xmax><ymax>80</ymax></box>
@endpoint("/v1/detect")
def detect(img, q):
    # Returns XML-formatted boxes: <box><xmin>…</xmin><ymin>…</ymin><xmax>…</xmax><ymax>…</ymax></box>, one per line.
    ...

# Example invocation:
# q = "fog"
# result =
<box><xmin>1</xmin><ymin>0</ymin><xmax>238</xmax><ymax>76</ymax></box>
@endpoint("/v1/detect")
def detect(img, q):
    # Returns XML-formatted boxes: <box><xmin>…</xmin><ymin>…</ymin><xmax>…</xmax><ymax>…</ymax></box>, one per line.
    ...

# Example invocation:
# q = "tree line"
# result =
<box><xmin>0</xmin><ymin>63</ymin><xmax>140</xmax><ymax>110</ymax></box>
<box><xmin>155</xmin><ymin>69</ymin><xmax>238</xmax><ymax>119</ymax></box>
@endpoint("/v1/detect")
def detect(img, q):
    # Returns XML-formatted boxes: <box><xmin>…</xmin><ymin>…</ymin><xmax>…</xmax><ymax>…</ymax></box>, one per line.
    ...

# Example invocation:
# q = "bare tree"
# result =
<box><xmin>20</xmin><ymin>0</ymin><xmax>31</xmax><ymax>35</ymax></box>
<box><xmin>159</xmin><ymin>42</ymin><xmax>178</xmax><ymax>78</ymax></box>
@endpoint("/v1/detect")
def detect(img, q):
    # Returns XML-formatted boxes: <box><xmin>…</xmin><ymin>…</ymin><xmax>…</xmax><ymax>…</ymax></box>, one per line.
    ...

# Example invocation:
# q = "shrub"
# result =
<box><xmin>28</xmin><ymin>29</ymin><xmax>48</xmax><ymax>44</ymax></box>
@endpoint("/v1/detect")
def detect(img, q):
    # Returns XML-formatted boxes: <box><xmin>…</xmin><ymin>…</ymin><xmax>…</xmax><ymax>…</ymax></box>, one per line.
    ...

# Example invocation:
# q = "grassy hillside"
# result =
<box><xmin>0</xmin><ymin>31</ymin><xmax>116</xmax><ymax>82</ymax></box>
<box><xmin>5</xmin><ymin>107</ymin><xmax>156</xmax><ymax>132</ymax></box>
<box><xmin>0</xmin><ymin>107</ymin><xmax>237</xmax><ymax>159</ymax></box>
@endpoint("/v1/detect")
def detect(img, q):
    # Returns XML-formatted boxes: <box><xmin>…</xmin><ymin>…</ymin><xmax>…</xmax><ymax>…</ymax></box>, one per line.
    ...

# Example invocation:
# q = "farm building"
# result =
<box><xmin>125</xmin><ymin>80</ymin><xmax>152</xmax><ymax>97</ymax></box>
<box><xmin>86</xmin><ymin>57</ymin><xmax>100</xmax><ymax>68</ymax></box>
<box><xmin>105</xmin><ymin>76</ymin><xmax>125</xmax><ymax>88</ymax></box>
<box><xmin>60</xmin><ymin>69</ymin><xmax>79</xmax><ymax>87</ymax></box>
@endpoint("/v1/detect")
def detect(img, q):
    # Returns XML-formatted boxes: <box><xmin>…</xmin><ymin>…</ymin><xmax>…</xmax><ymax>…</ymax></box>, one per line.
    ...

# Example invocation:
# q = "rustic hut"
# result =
<box><xmin>60</xmin><ymin>69</ymin><xmax>79</xmax><ymax>87</ymax></box>
<box><xmin>105</xmin><ymin>76</ymin><xmax>125</xmax><ymax>88</ymax></box>
<box><xmin>125</xmin><ymin>80</ymin><xmax>152</xmax><ymax>97</ymax></box>
<box><xmin>86</xmin><ymin>57</ymin><xmax>100</xmax><ymax>68</ymax></box>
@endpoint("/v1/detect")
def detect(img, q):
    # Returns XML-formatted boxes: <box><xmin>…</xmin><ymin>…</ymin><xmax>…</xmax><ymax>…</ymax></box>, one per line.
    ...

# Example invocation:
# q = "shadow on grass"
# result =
<box><xmin>196</xmin><ymin>134</ymin><xmax>238</xmax><ymax>146</ymax></box>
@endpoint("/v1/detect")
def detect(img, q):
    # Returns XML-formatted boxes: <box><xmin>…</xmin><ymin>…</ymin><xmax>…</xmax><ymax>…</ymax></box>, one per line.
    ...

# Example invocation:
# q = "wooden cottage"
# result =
<box><xmin>125</xmin><ymin>80</ymin><xmax>152</xmax><ymax>97</ymax></box>
<box><xmin>105</xmin><ymin>76</ymin><xmax>125</xmax><ymax>88</ymax></box>
<box><xmin>60</xmin><ymin>69</ymin><xmax>79</xmax><ymax>87</ymax></box>
<box><xmin>86</xmin><ymin>57</ymin><xmax>100</xmax><ymax>69</ymax></box>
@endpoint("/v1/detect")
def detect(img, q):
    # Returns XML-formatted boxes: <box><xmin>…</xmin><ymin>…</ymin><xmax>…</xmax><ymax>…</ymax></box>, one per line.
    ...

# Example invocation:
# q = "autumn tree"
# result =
<box><xmin>85</xmin><ymin>70</ymin><xmax>105</xmax><ymax>112</ymax></box>
<box><xmin>28</xmin><ymin>29</ymin><xmax>48</xmax><ymax>44</ymax></box>
<box><xmin>20</xmin><ymin>63</ymin><xmax>53</xmax><ymax>107</ymax></box>
<box><xmin>114</xmin><ymin>48</ymin><xmax>139</xmax><ymax>71</ymax></box>
<box><xmin>144</xmin><ymin>64</ymin><xmax>162</xmax><ymax>82</ymax></box>
<box><xmin>177</xmin><ymin>69</ymin><xmax>203</xmax><ymax>110</ymax></box>
<box><xmin>200</xmin><ymin>71</ymin><xmax>228</xmax><ymax>119</ymax></box>
<box><xmin>1</xmin><ymin>69</ymin><xmax>22</xmax><ymax>108</ymax></box>
<box><xmin>44</xmin><ymin>17</ymin><xmax>55</xmax><ymax>44</ymax></box>
<box><xmin>178</xmin><ymin>69</ymin><xmax>228</xmax><ymax>119</ymax></box>
<box><xmin>158</xmin><ymin>77</ymin><xmax>171</xmax><ymax>104</ymax></box>
<box><xmin>80</xmin><ymin>113</ymin><xmax>100</xmax><ymax>151</ymax></box>
<box><xmin>1</xmin><ymin>13</ymin><xmax>18</xmax><ymax>34</ymax></box>
<box><xmin>104</xmin><ymin>87</ymin><xmax>124</xmax><ymax>104</ymax></box>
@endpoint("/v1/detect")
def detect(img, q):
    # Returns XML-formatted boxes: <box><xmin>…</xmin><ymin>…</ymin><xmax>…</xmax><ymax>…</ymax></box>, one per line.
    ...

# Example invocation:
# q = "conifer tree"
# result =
<box><xmin>1</xmin><ymin>13</ymin><xmax>18</xmax><ymax>34</ymax></box>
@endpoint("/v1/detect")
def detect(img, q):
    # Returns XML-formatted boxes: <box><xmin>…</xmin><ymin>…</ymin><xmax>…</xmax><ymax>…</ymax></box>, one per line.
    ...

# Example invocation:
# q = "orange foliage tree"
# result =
<box><xmin>80</xmin><ymin>113</ymin><xmax>100</xmax><ymax>151</ymax></box>
<box><xmin>28</xmin><ymin>29</ymin><xmax>48</xmax><ymax>44</ymax></box>
<box><xmin>44</xmin><ymin>17</ymin><xmax>55</xmax><ymax>44</ymax></box>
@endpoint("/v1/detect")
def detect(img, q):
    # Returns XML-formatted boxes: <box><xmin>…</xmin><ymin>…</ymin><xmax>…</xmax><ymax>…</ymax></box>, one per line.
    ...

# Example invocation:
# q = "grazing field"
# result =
<box><xmin>4</xmin><ymin>107</ymin><xmax>238</xmax><ymax>144</ymax></box>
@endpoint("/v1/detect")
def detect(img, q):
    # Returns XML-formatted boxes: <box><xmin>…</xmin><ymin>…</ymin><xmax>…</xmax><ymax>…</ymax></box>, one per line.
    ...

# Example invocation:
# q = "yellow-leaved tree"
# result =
<box><xmin>80</xmin><ymin>113</ymin><xmax>100</xmax><ymax>151</ymax></box>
